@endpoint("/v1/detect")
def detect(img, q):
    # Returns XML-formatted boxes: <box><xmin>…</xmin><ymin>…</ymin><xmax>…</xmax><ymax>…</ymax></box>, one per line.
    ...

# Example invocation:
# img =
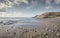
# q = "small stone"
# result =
<box><xmin>43</xmin><ymin>33</ymin><xmax>48</xmax><ymax>35</ymax></box>
<box><xmin>8</xmin><ymin>32</ymin><xmax>10</xmax><ymax>34</ymax></box>
<box><xmin>57</xmin><ymin>29</ymin><xmax>60</xmax><ymax>32</ymax></box>
<box><xmin>56</xmin><ymin>33</ymin><xmax>60</xmax><ymax>36</ymax></box>
<box><xmin>13</xmin><ymin>32</ymin><xmax>16</xmax><ymax>34</ymax></box>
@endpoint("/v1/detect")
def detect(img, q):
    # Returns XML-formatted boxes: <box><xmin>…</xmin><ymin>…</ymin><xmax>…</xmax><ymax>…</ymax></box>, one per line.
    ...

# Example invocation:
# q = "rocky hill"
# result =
<box><xmin>35</xmin><ymin>12</ymin><xmax>60</xmax><ymax>18</ymax></box>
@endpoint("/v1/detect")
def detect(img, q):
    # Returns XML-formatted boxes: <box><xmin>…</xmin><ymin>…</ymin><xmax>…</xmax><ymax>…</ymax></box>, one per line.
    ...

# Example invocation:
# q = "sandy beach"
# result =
<box><xmin>0</xmin><ymin>17</ymin><xmax>60</xmax><ymax>38</ymax></box>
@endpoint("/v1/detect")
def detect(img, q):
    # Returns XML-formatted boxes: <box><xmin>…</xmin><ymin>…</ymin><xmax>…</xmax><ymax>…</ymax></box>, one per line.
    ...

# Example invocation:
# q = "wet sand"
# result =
<box><xmin>0</xmin><ymin>17</ymin><xmax>60</xmax><ymax>38</ymax></box>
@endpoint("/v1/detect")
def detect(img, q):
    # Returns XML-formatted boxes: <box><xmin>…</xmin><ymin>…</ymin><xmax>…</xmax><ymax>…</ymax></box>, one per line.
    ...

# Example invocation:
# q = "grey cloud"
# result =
<box><xmin>45</xmin><ymin>0</ymin><xmax>52</xmax><ymax>5</ymax></box>
<box><xmin>0</xmin><ymin>8</ymin><xmax>6</xmax><ymax>12</ymax></box>
<box><xmin>54</xmin><ymin>0</ymin><xmax>60</xmax><ymax>4</ymax></box>
<box><xmin>0</xmin><ymin>0</ymin><xmax>60</xmax><ymax>12</ymax></box>
<box><xmin>0</xmin><ymin>0</ymin><xmax>29</xmax><ymax>12</ymax></box>
<box><xmin>45</xmin><ymin>0</ymin><xmax>60</xmax><ymax>10</ymax></box>
<box><xmin>45</xmin><ymin>0</ymin><xmax>60</xmax><ymax>5</ymax></box>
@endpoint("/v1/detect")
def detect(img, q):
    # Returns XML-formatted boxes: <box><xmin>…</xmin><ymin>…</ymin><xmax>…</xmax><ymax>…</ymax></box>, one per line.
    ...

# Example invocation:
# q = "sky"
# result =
<box><xmin>0</xmin><ymin>0</ymin><xmax>60</xmax><ymax>17</ymax></box>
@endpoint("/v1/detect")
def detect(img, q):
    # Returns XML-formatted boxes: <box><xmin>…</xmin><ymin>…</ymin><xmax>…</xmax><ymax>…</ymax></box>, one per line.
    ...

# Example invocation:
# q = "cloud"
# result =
<box><xmin>0</xmin><ymin>0</ymin><xmax>14</xmax><ymax>12</ymax></box>
<box><xmin>45</xmin><ymin>0</ymin><xmax>60</xmax><ymax>5</ymax></box>
<box><xmin>45</xmin><ymin>0</ymin><xmax>60</xmax><ymax>10</ymax></box>
<box><xmin>0</xmin><ymin>0</ymin><xmax>60</xmax><ymax>12</ymax></box>
<box><xmin>0</xmin><ymin>12</ymin><xmax>23</xmax><ymax>17</ymax></box>
<box><xmin>54</xmin><ymin>0</ymin><xmax>60</xmax><ymax>4</ymax></box>
<box><xmin>0</xmin><ymin>3</ymin><xmax>11</xmax><ymax>12</ymax></box>
<box><xmin>45</xmin><ymin>0</ymin><xmax>52</xmax><ymax>5</ymax></box>
<box><xmin>14</xmin><ymin>0</ymin><xmax>29</xmax><ymax>4</ymax></box>
<box><xmin>0</xmin><ymin>0</ymin><xmax>29</xmax><ymax>12</ymax></box>
<box><xmin>26</xmin><ymin>0</ymin><xmax>39</xmax><ymax>9</ymax></box>
<box><xmin>26</xmin><ymin>6</ymin><xmax>33</xmax><ymax>9</ymax></box>
<box><xmin>45</xmin><ymin>5</ymin><xmax>52</xmax><ymax>9</ymax></box>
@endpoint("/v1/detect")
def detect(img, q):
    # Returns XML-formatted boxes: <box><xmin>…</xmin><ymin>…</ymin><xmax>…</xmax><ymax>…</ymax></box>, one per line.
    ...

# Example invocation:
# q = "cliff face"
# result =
<box><xmin>35</xmin><ymin>12</ymin><xmax>60</xmax><ymax>18</ymax></box>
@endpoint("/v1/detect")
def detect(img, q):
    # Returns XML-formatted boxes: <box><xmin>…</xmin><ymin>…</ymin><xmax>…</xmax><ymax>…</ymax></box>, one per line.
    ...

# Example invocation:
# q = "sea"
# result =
<box><xmin>0</xmin><ymin>17</ymin><xmax>49</xmax><ymax>29</ymax></box>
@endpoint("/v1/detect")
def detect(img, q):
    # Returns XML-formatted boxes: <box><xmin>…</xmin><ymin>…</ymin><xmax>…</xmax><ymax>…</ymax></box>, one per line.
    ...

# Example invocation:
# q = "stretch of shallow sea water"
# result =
<box><xmin>0</xmin><ymin>17</ymin><xmax>48</xmax><ymax>28</ymax></box>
